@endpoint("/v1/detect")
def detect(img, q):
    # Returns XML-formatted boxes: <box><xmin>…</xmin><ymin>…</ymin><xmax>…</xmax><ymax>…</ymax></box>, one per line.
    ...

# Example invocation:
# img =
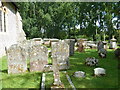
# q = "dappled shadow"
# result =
<box><xmin>1</xmin><ymin>69</ymin><xmax>7</xmax><ymax>74</ymax></box>
<box><xmin>67</xmin><ymin>49</ymin><xmax>118</xmax><ymax>88</ymax></box>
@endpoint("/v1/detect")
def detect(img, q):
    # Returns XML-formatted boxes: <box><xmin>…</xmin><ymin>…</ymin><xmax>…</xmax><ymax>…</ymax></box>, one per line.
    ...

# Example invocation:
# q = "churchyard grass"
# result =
<box><xmin>67</xmin><ymin>49</ymin><xmax>118</xmax><ymax>88</ymax></box>
<box><xmin>0</xmin><ymin>49</ymin><xmax>119</xmax><ymax>88</ymax></box>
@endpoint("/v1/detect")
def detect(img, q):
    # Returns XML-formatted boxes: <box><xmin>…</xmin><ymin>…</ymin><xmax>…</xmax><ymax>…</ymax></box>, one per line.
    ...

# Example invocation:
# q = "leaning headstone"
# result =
<box><xmin>64</xmin><ymin>39</ymin><xmax>75</xmax><ymax>56</ymax></box>
<box><xmin>109</xmin><ymin>36</ymin><xmax>117</xmax><ymax>49</ymax></box>
<box><xmin>51</xmin><ymin>55</ymin><xmax>64</xmax><ymax>89</ymax></box>
<box><xmin>29</xmin><ymin>45</ymin><xmax>48</xmax><ymax>72</ymax></box>
<box><xmin>51</xmin><ymin>40</ymin><xmax>69</xmax><ymax>70</ymax></box>
<box><xmin>7</xmin><ymin>44</ymin><xmax>27</xmax><ymax>74</ymax></box>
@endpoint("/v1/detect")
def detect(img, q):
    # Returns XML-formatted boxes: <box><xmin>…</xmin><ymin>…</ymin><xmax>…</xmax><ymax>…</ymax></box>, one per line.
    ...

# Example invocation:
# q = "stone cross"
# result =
<box><xmin>29</xmin><ymin>44</ymin><xmax>48</xmax><ymax>72</ymax></box>
<box><xmin>7</xmin><ymin>44</ymin><xmax>27</xmax><ymax>74</ymax></box>
<box><xmin>52</xmin><ymin>55</ymin><xmax>61</xmax><ymax>86</ymax></box>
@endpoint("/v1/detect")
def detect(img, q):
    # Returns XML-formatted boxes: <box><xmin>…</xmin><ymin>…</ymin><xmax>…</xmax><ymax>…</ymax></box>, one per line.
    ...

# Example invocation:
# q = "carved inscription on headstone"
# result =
<box><xmin>7</xmin><ymin>44</ymin><xmax>27</xmax><ymax>74</ymax></box>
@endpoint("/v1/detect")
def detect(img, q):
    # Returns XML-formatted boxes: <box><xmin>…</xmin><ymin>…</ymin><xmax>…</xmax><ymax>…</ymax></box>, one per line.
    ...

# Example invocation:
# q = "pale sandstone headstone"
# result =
<box><xmin>51</xmin><ymin>40</ymin><xmax>69</xmax><ymax>70</ymax></box>
<box><xmin>7</xmin><ymin>44</ymin><xmax>27</xmax><ymax>74</ymax></box>
<box><xmin>29</xmin><ymin>45</ymin><xmax>48</xmax><ymax>72</ymax></box>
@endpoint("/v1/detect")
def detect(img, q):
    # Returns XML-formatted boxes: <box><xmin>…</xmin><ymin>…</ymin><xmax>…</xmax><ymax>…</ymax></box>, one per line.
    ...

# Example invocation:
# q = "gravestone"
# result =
<box><xmin>51</xmin><ymin>40</ymin><xmax>69</xmax><ymax>70</ymax></box>
<box><xmin>7</xmin><ymin>44</ymin><xmax>27</xmax><ymax>74</ymax></box>
<box><xmin>97</xmin><ymin>41</ymin><xmax>104</xmax><ymax>51</ymax></box>
<box><xmin>97</xmin><ymin>41</ymin><xmax>107</xmax><ymax>58</ymax></box>
<box><xmin>29</xmin><ymin>45</ymin><xmax>48</xmax><ymax>72</ymax></box>
<box><xmin>77</xmin><ymin>39</ymin><xmax>84</xmax><ymax>52</ymax></box>
<box><xmin>51</xmin><ymin>55</ymin><xmax>64</xmax><ymax>89</ymax></box>
<box><xmin>64</xmin><ymin>39</ymin><xmax>75</xmax><ymax>56</ymax></box>
<box><xmin>52</xmin><ymin>55</ymin><xmax>62</xmax><ymax>85</ymax></box>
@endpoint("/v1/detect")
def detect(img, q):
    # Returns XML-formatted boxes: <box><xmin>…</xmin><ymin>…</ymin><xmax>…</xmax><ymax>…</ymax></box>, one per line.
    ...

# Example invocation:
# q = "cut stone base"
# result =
<box><xmin>51</xmin><ymin>84</ymin><xmax>65</xmax><ymax>90</ymax></box>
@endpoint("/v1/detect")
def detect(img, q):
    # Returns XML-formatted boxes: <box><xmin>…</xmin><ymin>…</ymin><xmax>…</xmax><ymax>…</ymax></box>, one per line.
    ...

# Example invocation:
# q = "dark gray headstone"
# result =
<box><xmin>64</xmin><ymin>39</ymin><xmax>75</xmax><ymax>56</ymax></box>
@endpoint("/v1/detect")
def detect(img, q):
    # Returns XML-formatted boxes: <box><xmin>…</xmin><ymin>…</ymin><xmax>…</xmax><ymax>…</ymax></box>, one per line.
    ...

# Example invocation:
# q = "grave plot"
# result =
<box><xmin>44</xmin><ymin>72</ymin><xmax>72</xmax><ymax>89</ymax></box>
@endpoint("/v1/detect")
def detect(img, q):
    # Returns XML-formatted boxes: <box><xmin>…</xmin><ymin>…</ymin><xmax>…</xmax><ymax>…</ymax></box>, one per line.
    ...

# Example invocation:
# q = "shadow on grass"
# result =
<box><xmin>1</xmin><ymin>69</ymin><xmax>7</xmax><ymax>74</ymax></box>
<box><xmin>67</xmin><ymin>49</ymin><xmax>118</xmax><ymax>88</ymax></box>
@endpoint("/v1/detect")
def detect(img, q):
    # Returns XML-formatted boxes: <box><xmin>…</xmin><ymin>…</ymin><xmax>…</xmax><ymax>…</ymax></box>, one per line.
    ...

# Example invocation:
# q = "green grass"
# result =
<box><xmin>68</xmin><ymin>49</ymin><xmax>119</xmax><ymax>88</ymax></box>
<box><xmin>0</xmin><ymin>56</ymin><xmax>42</xmax><ymax>88</ymax></box>
<box><xmin>0</xmin><ymin>49</ymin><xmax>119</xmax><ymax>88</ymax></box>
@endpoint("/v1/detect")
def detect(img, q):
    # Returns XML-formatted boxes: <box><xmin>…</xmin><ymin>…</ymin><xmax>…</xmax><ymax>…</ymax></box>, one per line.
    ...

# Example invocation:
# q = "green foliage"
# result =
<box><xmin>16</xmin><ymin>2</ymin><xmax>119</xmax><ymax>40</ymax></box>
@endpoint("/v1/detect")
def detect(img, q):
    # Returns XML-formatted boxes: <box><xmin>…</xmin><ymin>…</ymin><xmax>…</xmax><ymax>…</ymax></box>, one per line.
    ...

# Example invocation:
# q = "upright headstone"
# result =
<box><xmin>64</xmin><ymin>39</ymin><xmax>75</xmax><ymax>56</ymax></box>
<box><xmin>51</xmin><ymin>40</ymin><xmax>69</xmax><ymax>70</ymax></box>
<box><xmin>29</xmin><ymin>45</ymin><xmax>48</xmax><ymax>72</ymax></box>
<box><xmin>77</xmin><ymin>39</ymin><xmax>84</xmax><ymax>52</ymax></box>
<box><xmin>7</xmin><ymin>44</ymin><xmax>27</xmax><ymax>74</ymax></box>
<box><xmin>97</xmin><ymin>41</ymin><xmax>104</xmax><ymax>51</ymax></box>
<box><xmin>109</xmin><ymin>36</ymin><xmax>117</xmax><ymax>49</ymax></box>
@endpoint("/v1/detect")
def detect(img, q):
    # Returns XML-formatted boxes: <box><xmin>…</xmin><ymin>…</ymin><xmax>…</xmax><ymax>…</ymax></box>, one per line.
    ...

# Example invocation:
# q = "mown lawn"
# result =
<box><xmin>0</xmin><ymin>49</ymin><xmax>119</xmax><ymax>89</ymax></box>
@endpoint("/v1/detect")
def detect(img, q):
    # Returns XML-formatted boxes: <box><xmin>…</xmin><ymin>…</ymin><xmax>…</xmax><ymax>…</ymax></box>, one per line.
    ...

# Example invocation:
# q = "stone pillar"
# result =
<box><xmin>103</xmin><ymin>41</ymin><xmax>107</xmax><ymax>49</ymax></box>
<box><xmin>109</xmin><ymin>36</ymin><xmax>117</xmax><ymax>49</ymax></box>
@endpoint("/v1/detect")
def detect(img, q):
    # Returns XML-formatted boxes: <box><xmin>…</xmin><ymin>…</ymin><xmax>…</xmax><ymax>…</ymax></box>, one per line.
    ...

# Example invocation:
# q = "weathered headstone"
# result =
<box><xmin>97</xmin><ymin>41</ymin><xmax>104</xmax><ymax>51</ymax></box>
<box><xmin>51</xmin><ymin>40</ymin><xmax>69</xmax><ymax>70</ymax></box>
<box><xmin>7</xmin><ymin>44</ymin><xmax>27</xmax><ymax>74</ymax></box>
<box><xmin>97</xmin><ymin>41</ymin><xmax>107</xmax><ymax>58</ymax></box>
<box><xmin>29</xmin><ymin>45</ymin><xmax>48</xmax><ymax>72</ymax></box>
<box><xmin>51</xmin><ymin>55</ymin><xmax>64</xmax><ymax>89</ymax></box>
<box><xmin>64</xmin><ymin>39</ymin><xmax>75</xmax><ymax>56</ymax></box>
<box><xmin>77</xmin><ymin>39</ymin><xmax>84</xmax><ymax>52</ymax></box>
<box><xmin>52</xmin><ymin>55</ymin><xmax>62</xmax><ymax>86</ymax></box>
